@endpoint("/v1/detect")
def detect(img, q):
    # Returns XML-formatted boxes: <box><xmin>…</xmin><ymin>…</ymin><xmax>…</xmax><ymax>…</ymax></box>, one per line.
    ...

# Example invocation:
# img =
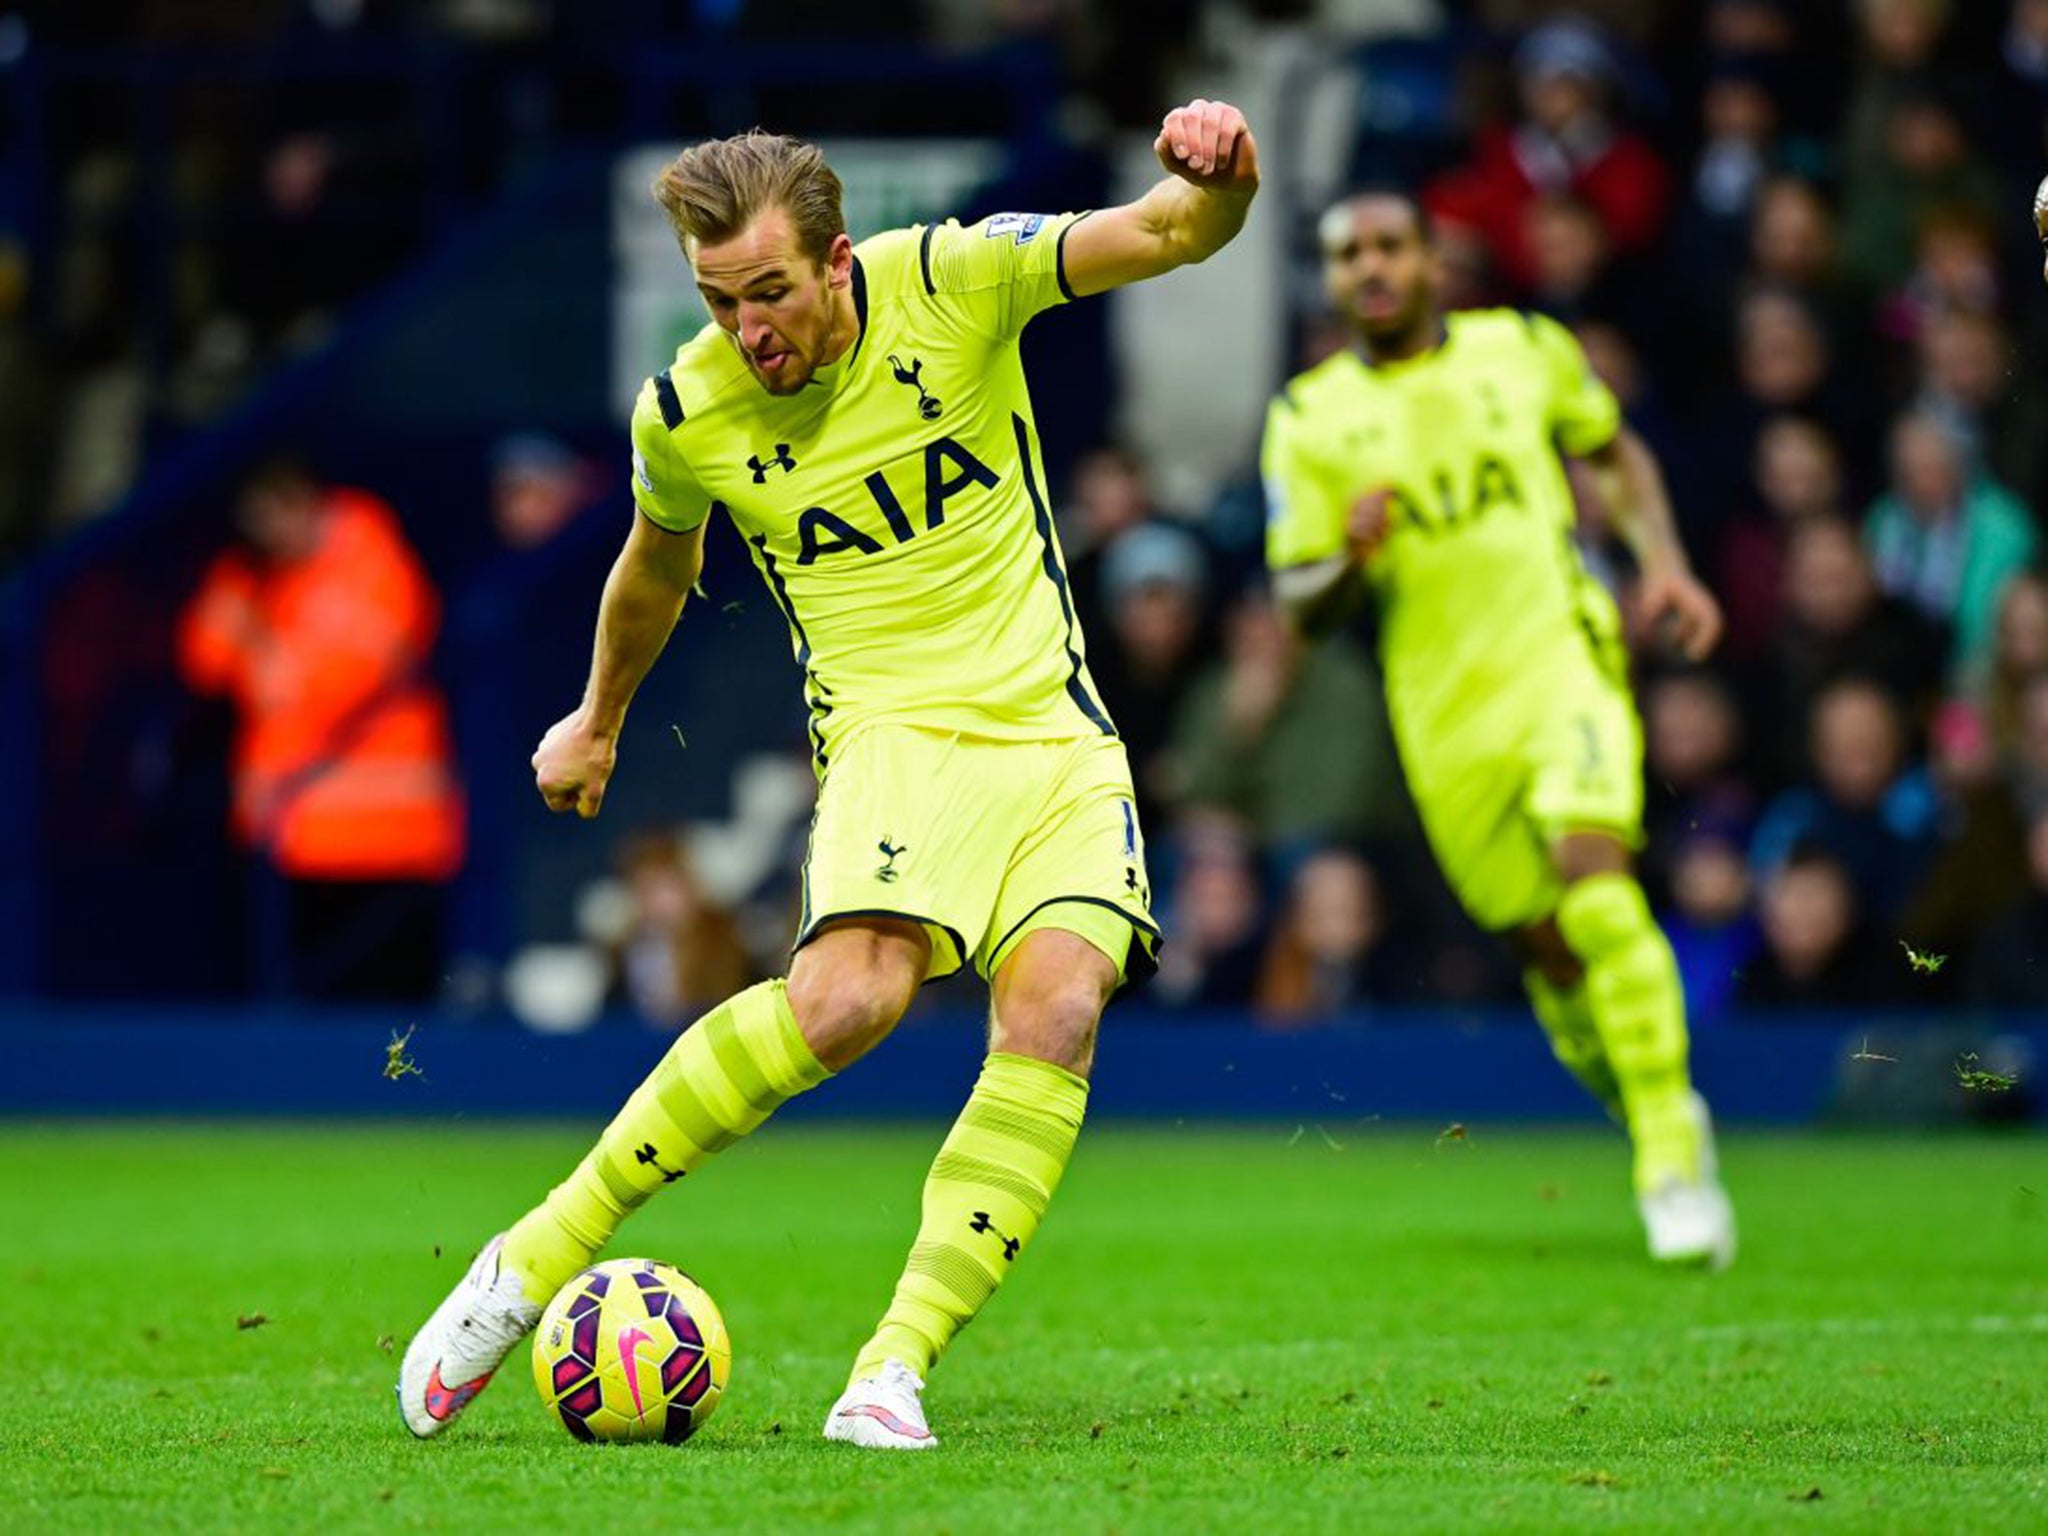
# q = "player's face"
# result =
<box><xmin>692</xmin><ymin>210</ymin><xmax>854</xmax><ymax>395</ymax></box>
<box><xmin>1320</xmin><ymin>198</ymin><xmax>1439</xmax><ymax>344</ymax></box>
<box><xmin>238</xmin><ymin>482</ymin><xmax>323</xmax><ymax>563</ymax></box>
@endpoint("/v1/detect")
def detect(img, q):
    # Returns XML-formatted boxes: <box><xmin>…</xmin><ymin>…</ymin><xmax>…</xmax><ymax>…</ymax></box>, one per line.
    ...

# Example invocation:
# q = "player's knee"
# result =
<box><xmin>1553</xmin><ymin>831</ymin><xmax>1632</xmax><ymax>888</ymax></box>
<box><xmin>787</xmin><ymin>925</ymin><xmax>926</xmax><ymax>1070</ymax></box>
<box><xmin>990</xmin><ymin>938</ymin><xmax>1117</xmax><ymax>1078</ymax></box>
<box><xmin>990</xmin><ymin>991</ymin><xmax>1102</xmax><ymax>1078</ymax></box>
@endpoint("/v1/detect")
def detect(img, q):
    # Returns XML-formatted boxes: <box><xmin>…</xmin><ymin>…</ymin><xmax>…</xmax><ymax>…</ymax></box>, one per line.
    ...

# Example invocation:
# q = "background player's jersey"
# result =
<box><xmin>1262</xmin><ymin>309</ymin><xmax>1625</xmax><ymax>746</ymax></box>
<box><xmin>629</xmin><ymin>213</ymin><xmax>1113</xmax><ymax>769</ymax></box>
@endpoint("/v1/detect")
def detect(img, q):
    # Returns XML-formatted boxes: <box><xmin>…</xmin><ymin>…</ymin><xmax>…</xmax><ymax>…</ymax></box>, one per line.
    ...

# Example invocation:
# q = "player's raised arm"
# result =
<box><xmin>533</xmin><ymin>511</ymin><xmax>706</xmax><ymax>819</ymax></box>
<box><xmin>1059</xmin><ymin>98</ymin><xmax>1260</xmax><ymax>297</ymax></box>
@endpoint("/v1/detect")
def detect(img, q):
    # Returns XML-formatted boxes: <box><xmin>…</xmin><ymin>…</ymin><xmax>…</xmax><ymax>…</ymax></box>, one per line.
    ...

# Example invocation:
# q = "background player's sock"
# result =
<box><xmin>501</xmin><ymin>979</ymin><xmax>829</xmax><ymax>1303</ymax></box>
<box><xmin>1554</xmin><ymin>874</ymin><xmax>1700</xmax><ymax>1193</ymax></box>
<box><xmin>1523</xmin><ymin>970</ymin><xmax>1622</xmax><ymax>1118</ymax></box>
<box><xmin>851</xmin><ymin>1052</ymin><xmax>1087</xmax><ymax>1382</ymax></box>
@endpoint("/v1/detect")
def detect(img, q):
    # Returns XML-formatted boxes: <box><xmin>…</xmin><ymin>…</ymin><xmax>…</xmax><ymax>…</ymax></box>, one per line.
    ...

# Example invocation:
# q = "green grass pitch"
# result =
<box><xmin>5</xmin><ymin>1122</ymin><xmax>2047</xmax><ymax>1532</ymax></box>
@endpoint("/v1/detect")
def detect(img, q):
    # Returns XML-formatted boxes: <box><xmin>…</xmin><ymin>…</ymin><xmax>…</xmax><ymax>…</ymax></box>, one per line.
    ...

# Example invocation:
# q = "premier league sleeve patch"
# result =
<box><xmin>984</xmin><ymin>212</ymin><xmax>1048</xmax><ymax>244</ymax></box>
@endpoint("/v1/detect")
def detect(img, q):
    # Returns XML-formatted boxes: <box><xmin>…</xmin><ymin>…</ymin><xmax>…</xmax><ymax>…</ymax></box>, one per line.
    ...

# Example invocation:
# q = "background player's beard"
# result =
<box><xmin>1356</xmin><ymin>286</ymin><xmax>1439</xmax><ymax>357</ymax></box>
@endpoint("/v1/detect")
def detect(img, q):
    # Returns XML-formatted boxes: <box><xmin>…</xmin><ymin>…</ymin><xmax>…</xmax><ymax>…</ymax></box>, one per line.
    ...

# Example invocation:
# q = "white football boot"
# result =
<box><xmin>397</xmin><ymin>1233</ymin><xmax>543</xmax><ymax>1437</ymax></box>
<box><xmin>822</xmin><ymin>1359</ymin><xmax>938</xmax><ymax>1450</ymax></box>
<box><xmin>1638</xmin><ymin>1092</ymin><xmax>1737</xmax><ymax>1271</ymax></box>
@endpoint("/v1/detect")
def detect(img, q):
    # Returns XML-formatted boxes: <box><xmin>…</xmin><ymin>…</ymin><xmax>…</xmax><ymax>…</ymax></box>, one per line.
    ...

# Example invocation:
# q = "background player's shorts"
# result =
<box><xmin>1402</xmin><ymin>663</ymin><xmax>1644</xmax><ymax>934</ymax></box>
<box><xmin>795</xmin><ymin>725</ymin><xmax>1161</xmax><ymax>985</ymax></box>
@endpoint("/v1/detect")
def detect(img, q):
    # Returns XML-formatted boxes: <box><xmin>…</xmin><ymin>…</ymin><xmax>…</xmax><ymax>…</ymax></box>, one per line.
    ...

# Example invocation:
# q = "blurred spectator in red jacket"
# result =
<box><xmin>1426</xmin><ymin>16</ymin><xmax>1669</xmax><ymax>293</ymax></box>
<box><xmin>178</xmin><ymin>459</ymin><xmax>464</xmax><ymax>999</ymax></box>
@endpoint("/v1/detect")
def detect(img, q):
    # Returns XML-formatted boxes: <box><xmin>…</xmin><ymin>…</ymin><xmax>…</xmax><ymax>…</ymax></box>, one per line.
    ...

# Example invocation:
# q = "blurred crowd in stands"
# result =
<box><xmin>17</xmin><ymin>0</ymin><xmax>2048</xmax><ymax>1025</ymax></box>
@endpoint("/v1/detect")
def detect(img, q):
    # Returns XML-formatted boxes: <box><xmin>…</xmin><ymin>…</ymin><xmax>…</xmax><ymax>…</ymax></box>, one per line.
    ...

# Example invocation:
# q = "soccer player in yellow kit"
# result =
<box><xmin>1263</xmin><ymin>191</ymin><xmax>1736</xmax><ymax>1268</ymax></box>
<box><xmin>398</xmin><ymin>101</ymin><xmax>1260</xmax><ymax>1449</ymax></box>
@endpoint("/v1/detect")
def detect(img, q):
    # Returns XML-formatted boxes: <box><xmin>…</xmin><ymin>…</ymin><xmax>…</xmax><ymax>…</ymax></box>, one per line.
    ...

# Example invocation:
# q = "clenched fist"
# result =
<box><xmin>1346</xmin><ymin>488</ymin><xmax>1394</xmax><ymax>564</ymax></box>
<box><xmin>1155</xmin><ymin>98</ymin><xmax>1260</xmax><ymax>195</ymax></box>
<box><xmin>533</xmin><ymin>710</ymin><xmax>618</xmax><ymax>820</ymax></box>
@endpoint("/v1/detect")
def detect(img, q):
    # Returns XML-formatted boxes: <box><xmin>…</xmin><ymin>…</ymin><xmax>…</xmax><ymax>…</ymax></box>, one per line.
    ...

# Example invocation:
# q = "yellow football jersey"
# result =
<box><xmin>1262</xmin><ymin>309</ymin><xmax>1626</xmax><ymax>743</ymax></box>
<box><xmin>628</xmin><ymin>212</ymin><xmax>1114</xmax><ymax>769</ymax></box>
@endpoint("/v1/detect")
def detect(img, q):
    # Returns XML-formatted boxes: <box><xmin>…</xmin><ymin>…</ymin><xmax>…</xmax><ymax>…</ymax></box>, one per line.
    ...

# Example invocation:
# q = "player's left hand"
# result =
<box><xmin>1636</xmin><ymin>562</ymin><xmax>1723</xmax><ymax>662</ymax></box>
<box><xmin>1155</xmin><ymin>98</ymin><xmax>1260</xmax><ymax>194</ymax></box>
<box><xmin>1345</xmin><ymin>488</ymin><xmax>1393</xmax><ymax>564</ymax></box>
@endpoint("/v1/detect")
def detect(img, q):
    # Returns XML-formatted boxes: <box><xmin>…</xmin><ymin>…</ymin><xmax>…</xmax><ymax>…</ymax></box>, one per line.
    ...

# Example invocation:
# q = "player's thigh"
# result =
<box><xmin>1407</xmin><ymin>744</ymin><xmax>1560</xmax><ymax>935</ymax></box>
<box><xmin>977</xmin><ymin>736</ymin><xmax>1161</xmax><ymax>985</ymax></box>
<box><xmin>797</xmin><ymin>725</ymin><xmax>1013</xmax><ymax>981</ymax></box>
<box><xmin>1526</xmin><ymin>673</ymin><xmax>1645</xmax><ymax>859</ymax></box>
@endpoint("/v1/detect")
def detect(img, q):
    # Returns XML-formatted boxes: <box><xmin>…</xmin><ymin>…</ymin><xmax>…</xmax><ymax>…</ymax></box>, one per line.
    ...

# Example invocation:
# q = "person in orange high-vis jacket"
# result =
<box><xmin>179</xmin><ymin>459</ymin><xmax>465</xmax><ymax>999</ymax></box>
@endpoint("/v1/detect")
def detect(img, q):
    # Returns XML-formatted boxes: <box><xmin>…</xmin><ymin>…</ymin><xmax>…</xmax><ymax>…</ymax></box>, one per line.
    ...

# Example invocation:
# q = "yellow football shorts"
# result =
<box><xmin>1402</xmin><ymin>660</ymin><xmax>1644</xmax><ymax>934</ymax></box>
<box><xmin>794</xmin><ymin>725</ymin><xmax>1161</xmax><ymax>984</ymax></box>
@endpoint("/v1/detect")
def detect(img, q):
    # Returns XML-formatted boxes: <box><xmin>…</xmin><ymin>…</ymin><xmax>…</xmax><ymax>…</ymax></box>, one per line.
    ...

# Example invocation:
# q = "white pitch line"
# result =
<box><xmin>1688</xmin><ymin>1314</ymin><xmax>2048</xmax><ymax>1343</ymax></box>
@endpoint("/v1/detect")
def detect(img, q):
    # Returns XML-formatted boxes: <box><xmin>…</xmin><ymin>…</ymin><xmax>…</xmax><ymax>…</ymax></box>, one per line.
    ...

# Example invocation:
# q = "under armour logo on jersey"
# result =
<box><xmin>969</xmin><ymin>1211</ymin><xmax>1021</xmax><ymax>1261</ymax></box>
<box><xmin>749</xmin><ymin>444</ymin><xmax>797</xmax><ymax>482</ymax></box>
<box><xmin>888</xmin><ymin>354</ymin><xmax>942</xmax><ymax>420</ymax></box>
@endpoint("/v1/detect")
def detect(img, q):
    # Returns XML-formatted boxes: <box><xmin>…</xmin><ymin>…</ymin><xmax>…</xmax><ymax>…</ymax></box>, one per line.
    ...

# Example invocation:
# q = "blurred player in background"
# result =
<box><xmin>1263</xmin><ymin>191</ymin><xmax>1736</xmax><ymax>1268</ymax></box>
<box><xmin>400</xmin><ymin>101</ymin><xmax>1260</xmax><ymax>1448</ymax></box>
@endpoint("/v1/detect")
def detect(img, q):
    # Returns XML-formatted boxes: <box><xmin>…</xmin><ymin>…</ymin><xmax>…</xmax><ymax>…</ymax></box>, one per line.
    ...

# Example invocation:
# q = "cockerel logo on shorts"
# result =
<box><xmin>875</xmin><ymin>836</ymin><xmax>908</xmax><ymax>884</ymax></box>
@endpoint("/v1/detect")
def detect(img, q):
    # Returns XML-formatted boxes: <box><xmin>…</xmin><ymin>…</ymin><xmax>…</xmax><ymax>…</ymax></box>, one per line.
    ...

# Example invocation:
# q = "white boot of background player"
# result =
<box><xmin>1638</xmin><ymin>1092</ymin><xmax>1737</xmax><ymax>1270</ymax></box>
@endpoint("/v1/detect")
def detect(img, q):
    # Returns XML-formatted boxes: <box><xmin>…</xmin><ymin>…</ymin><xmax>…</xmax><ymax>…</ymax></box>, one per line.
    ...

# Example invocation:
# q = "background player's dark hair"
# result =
<box><xmin>652</xmin><ymin>130</ymin><xmax>847</xmax><ymax>268</ymax></box>
<box><xmin>1324</xmin><ymin>185</ymin><xmax>1435</xmax><ymax>245</ymax></box>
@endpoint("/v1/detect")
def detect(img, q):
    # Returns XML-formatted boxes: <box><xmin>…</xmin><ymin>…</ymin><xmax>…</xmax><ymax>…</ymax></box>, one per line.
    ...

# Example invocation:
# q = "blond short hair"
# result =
<box><xmin>651</xmin><ymin>130</ymin><xmax>845</xmax><ymax>266</ymax></box>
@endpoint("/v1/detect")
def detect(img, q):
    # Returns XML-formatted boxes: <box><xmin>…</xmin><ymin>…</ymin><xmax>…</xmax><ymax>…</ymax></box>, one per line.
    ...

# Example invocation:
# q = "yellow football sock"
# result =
<box><xmin>1554</xmin><ymin>873</ymin><xmax>1700</xmax><ymax>1193</ymax></box>
<box><xmin>851</xmin><ymin>1052</ymin><xmax>1087</xmax><ymax>1382</ymax></box>
<box><xmin>501</xmin><ymin>979</ymin><xmax>830</xmax><ymax>1303</ymax></box>
<box><xmin>1523</xmin><ymin>969</ymin><xmax>1623</xmax><ymax>1120</ymax></box>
